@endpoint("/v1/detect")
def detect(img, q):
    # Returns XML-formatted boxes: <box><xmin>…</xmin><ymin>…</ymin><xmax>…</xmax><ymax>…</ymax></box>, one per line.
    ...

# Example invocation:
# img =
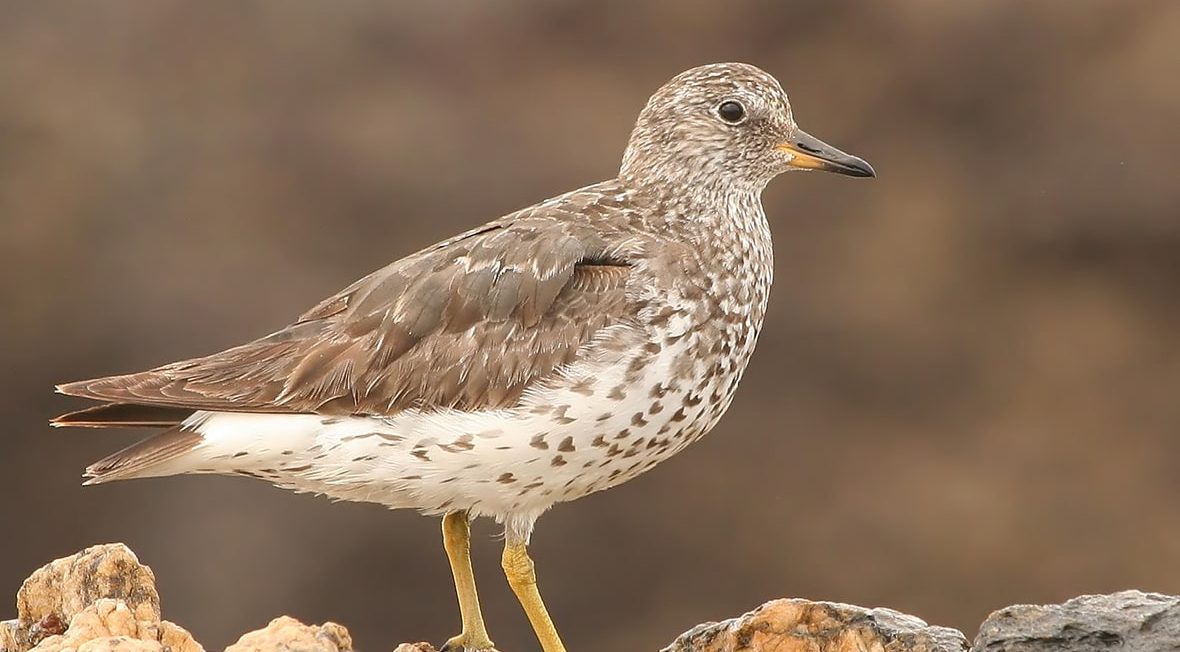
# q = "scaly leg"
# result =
<box><xmin>501</xmin><ymin>541</ymin><xmax>567</xmax><ymax>652</ymax></box>
<box><xmin>441</xmin><ymin>511</ymin><xmax>494</xmax><ymax>651</ymax></box>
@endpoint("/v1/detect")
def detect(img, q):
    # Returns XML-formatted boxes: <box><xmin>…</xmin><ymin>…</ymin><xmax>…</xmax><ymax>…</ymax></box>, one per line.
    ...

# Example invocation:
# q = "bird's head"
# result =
<box><xmin>620</xmin><ymin>62</ymin><xmax>875</xmax><ymax>191</ymax></box>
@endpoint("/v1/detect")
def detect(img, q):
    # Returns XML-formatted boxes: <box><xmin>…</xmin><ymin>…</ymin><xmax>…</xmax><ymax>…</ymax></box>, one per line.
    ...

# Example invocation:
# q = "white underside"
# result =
<box><xmin>141</xmin><ymin>321</ymin><xmax>720</xmax><ymax>541</ymax></box>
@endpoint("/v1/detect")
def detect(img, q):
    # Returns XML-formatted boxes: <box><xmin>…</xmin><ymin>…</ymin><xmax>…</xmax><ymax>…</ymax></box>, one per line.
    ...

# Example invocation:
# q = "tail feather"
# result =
<box><xmin>52</xmin><ymin>403</ymin><xmax>193</xmax><ymax>428</ymax></box>
<box><xmin>83</xmin><ymin>426</ymin><xmax>204</xmax><ymax>485</ymax></box>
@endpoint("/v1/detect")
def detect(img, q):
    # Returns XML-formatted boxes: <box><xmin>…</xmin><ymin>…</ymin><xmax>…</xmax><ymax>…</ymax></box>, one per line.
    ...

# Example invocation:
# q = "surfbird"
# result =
<box><xmin>53</xmin><ymin>62</ymin><xmax>874</xmax><ymax>652</ymax></box>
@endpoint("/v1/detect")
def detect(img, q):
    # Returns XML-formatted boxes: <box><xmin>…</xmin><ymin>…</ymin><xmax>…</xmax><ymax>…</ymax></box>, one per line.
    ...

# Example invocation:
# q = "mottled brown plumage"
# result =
<box><xmin>57</xmin><ymin>216</ymin><xmax>636</xmax><ymax>418</ymax></box>
<box><xmin>52</xmin><ymin>63</ymin><xmax>874</xmax><ymax>652</ymax></box>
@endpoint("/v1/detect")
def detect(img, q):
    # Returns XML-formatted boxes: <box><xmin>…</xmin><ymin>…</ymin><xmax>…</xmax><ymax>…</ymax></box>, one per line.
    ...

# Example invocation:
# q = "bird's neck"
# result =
<box><xmin>617</xmin><ymin>173</ymin><xmax>774</xmax><ymax>321</ymax></box>
<box><xmin>618</xmin><ymin>173</ymin><xmax>770</xmax><ymax>250</ymax></box>
<box><xmin>619</xmin><ymin>152</ymin><xmax>771</xmax><ymax>197</ymax></box>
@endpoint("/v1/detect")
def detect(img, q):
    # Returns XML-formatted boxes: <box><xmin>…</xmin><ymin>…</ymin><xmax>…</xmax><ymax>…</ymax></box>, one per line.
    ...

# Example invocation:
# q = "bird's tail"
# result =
<box><xmin>82</xmin><ymin>426</ymin><xmax>204</xmax><ymax>485</ymax></box>
<box><xmin>51</xmin><ymin>402</ymin><xmax>193</xmax><ymax>428</ymax></box>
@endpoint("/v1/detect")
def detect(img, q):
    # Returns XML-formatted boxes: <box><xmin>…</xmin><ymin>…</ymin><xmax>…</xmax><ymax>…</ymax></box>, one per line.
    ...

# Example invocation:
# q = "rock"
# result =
<box><xmin>16</xmin><ymin>544</ymin><xmax>160</xmax><ymax>628</ymax></box>
<box><xmin>972</xmin><ymin>590</ymin><xmax>1180</xmax><ymax>652</ymax></box>
<box><xmin>663</xmin><ymin>598</ymin><xmax>968</xmax><ymax>652</ymax></box>
<box><xmin>224</xmin><ymin>616</ymin><xmax>352</xmax><ymax>652</ymax></box>
<box><xmin>8</xmin><ymin>543</ymin><xmax>1180</xmax><ymax>652</ymax></box>
<box><xmin>2</xmin><ymin>545</ymin><xmax>201</xmax><ymax>652</ymax></box>
<box><xmin>27</xmin><ymin>599</ymin><xmax>201</xmax><ymax>652</ymax></box>
<box><xmin>2</xmin><ymin>621</ymin><xmax>21</xmax><ymax>652</ymax></box>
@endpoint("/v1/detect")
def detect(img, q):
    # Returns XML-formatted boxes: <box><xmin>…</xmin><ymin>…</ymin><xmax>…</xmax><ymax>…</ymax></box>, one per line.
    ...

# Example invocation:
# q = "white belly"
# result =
<box><xmin>169</xmin><ymin>335</ymin><xmax>723</xmax><ymax>524</ymax></box>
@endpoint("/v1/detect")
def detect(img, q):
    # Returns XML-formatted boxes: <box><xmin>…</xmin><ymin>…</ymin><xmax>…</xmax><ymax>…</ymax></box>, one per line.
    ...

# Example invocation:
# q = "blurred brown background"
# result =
<box><xmin>2</xmin><ymin>1</ymin><xmax>1179</xmax><ymax>650</ymax></box>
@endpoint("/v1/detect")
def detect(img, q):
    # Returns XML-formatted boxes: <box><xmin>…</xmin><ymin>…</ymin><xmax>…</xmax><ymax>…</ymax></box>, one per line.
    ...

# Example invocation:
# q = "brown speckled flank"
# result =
<box><xmin>52</xmin><ymin>63</ymin><xmax>872</xmax><ymax>652</ymax></box>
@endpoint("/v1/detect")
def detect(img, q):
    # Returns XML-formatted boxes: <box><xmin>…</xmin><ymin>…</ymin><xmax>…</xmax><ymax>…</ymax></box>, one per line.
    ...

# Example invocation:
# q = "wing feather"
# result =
<box><xmin>55</xmin><ymin>204</ymin><xmax>637</xmax><ymax>419</ymax></box>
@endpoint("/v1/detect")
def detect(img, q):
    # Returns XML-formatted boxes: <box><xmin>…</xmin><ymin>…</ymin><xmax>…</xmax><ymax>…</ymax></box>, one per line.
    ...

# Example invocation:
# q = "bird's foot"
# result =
<box><xmin>440</xmin><ymin>632</ymin><xmax>497</xmax><ymax>652</ymax></box>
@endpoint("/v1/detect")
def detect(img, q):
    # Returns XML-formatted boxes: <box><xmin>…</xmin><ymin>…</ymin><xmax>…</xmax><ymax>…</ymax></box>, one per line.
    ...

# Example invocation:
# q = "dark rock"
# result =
<box><xmin>972</xmin><ymin>590</ymin><xmax>1180</xmax><ymax>652</ymax></box>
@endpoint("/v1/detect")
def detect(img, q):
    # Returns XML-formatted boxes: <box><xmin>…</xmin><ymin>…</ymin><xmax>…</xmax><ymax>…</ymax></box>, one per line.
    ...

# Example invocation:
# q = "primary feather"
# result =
<box><xmin>56</xmin><ymin>187</ymin><xmax>637</xmax><ymax>421</ymax></box>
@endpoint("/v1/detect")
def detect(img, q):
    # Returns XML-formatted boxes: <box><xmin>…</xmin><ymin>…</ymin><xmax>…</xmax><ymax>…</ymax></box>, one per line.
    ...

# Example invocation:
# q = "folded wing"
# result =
<box><xmin>55</xmin><ymin>216</ymin><xmax>634</xmax><ymax>422</ymax></box>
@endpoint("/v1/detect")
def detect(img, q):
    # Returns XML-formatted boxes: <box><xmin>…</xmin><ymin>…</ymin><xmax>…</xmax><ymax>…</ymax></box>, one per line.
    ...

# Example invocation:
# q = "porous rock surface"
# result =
<box><xmin>1</xmin><ymin>544</ymin><xmax>199</xmax><ymax>652</ymax></box>
<box><xmin>663</xmin><ymin>598</ymin><xmax>968</xmax><ymax>652</ymax></box>
<box><xmin>223</xmin><ymin>616</ymin><xmax>352</xmax><ymax>652</ymax></box>
<box><xmin>4</xmin><ymin>544</ymin><xmax>1180</xmax><ymax>652</ymax></box>
<box><xmin>0</xmin><ymin>545</ymin><xmax>346</xmax><ymax>652</ymax></box>
<box><xmin>972</xmin><ymin>590</ymin><xmax>1180</xmax><ymax>652</ymax></box>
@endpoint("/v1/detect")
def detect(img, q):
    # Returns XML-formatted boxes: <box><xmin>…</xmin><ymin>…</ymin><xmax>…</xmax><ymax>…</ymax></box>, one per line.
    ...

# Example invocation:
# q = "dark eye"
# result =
<box><xmin>717</xmin><ymin>100</ymin><xmax>746</xmax><ymax>124</ymax></box>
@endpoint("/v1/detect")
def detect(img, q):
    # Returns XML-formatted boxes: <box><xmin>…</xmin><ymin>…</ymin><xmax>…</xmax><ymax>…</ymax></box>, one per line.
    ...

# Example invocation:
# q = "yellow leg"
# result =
<box><xmin>441</xmin><ymin>511</ymin><xmax>494</xmax><ymax>651</ymax></box>
<box><xmin>501</xmin><ymin>542</ymin><xmax>567</xmax><ymax>652</ymax></box>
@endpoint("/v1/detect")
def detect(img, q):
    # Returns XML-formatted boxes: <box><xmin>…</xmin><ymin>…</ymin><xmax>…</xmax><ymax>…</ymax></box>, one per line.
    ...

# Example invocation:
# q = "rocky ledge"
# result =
<box><xmin>2</xmin><ymin>544</ymin><xmax>1178</xmax><ymax>652</ymax></box>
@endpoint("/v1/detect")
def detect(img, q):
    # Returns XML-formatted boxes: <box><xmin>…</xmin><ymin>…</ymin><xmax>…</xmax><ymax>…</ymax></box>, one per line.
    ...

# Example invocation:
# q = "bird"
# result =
<box><xmin>52</xmin><ymin>62</ymin><xmax>874</xmax><ymax>652</ymax></box>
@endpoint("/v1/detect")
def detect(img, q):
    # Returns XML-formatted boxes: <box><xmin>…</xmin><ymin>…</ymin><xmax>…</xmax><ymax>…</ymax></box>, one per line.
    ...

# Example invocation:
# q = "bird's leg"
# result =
<box><xmin>441</xmin><ymin>511</ymin><xmax>494</xmax><ymax>651</ymax></box>
<box><xmin>501</xmin><ymin>540</ymin><xmax>566</xmax><ymax>652</ymax></box>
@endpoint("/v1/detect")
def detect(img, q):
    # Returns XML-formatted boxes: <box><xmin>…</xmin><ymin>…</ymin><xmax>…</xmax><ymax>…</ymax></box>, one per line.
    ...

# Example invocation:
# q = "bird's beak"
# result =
<box><xmin>776</xmin><ymin>130</ymin><xmax>876</xmax><ymax>178</ymax></box>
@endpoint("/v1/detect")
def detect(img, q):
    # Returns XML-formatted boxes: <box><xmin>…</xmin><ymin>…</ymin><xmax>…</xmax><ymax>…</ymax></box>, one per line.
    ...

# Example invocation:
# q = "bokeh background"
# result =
<box><xmin>2</xmin><ymin>1</ymin><xmax>1179</xmax><ymax>650</ymax></box>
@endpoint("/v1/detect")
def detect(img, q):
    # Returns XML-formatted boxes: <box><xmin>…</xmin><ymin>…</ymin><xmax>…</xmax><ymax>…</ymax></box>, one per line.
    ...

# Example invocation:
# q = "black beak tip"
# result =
<box><xmin>848</xmin><ymin>159</ymin><xmax>876</xmax><ymax>178</ymax></box>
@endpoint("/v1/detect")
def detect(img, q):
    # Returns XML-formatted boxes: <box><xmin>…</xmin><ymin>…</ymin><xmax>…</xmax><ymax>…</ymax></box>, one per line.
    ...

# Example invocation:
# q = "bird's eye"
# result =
<box><xmin>716</xmin><ymin>100</ymin><xmax>746</xmax><ymax>124</ymax></box>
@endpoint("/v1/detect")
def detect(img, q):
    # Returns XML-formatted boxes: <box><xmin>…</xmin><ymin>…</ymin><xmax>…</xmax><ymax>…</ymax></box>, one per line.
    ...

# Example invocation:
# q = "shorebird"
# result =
<box><xmin>53</xmin><ymin>63</ymin><xmax>874</xmax><ymax>652</ymax></box>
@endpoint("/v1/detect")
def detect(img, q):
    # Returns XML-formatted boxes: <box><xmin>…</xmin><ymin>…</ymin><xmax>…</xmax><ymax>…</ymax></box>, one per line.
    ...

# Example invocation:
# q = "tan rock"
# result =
<box><xmin>157</xmin><ymin>622</ymin><xmax>202</xmax><ymax>652</ymax></box>
<box><xmin>3</xmin><ymin>620</ymin><xmax>22</xmax><ymax>652</ymax></box>
<box><xmin>390</xmin><ymin>645</ymin><xmax>437</xmax><ymax>652</ymax></box>
<box><xmin>663</xmin><ymin>598</ymin><xmax>968</xmax><ymax>652</ymax></box>
<box><xmin>27</xmin><ymin>599</ymin><xmax>201</xmax><ymax>652</ymax></box>
<box><xmin>75</xmin><ymin>638</ymin><xmax>163</xmax><ymax>652</ymax></box>
<box><xmin>224</xmin><ymin>616</ymin><xmax>352</xmax><ymax>652</ymax></box>
<box><xmin>1</xmin><ymin>545</ymin><xmax>201</xmax><ymax>652</ymax></box>
<box><xmin>16</xmin><ymin>544</ymin><xmax>160</xmax><ymax>628</ymax></box>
